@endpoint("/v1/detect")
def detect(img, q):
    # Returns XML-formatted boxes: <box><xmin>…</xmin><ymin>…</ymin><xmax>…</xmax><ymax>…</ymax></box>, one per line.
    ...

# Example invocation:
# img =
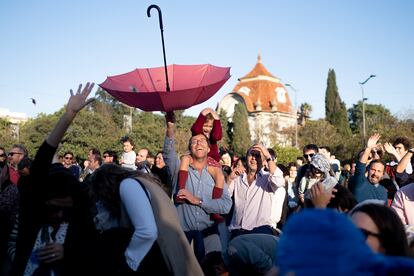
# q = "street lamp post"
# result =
<box><xmin>359</xmin><ymin>75</ymin><xmax>376</xmax><ymax>145</ymax></box>
<box><xmin>285</xmin><ymin>83</ymin><xmax>298</xmax><ymax>148</ymax></box>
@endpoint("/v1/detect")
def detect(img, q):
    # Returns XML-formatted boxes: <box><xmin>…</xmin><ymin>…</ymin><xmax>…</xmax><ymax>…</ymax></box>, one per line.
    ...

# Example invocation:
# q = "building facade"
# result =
<box><xmin>217</xmin><ymin>55</ymin><xmax>298</xmax><ymax>148</ymax></box>
<box><xmin>0</xmin><ymin>108</ymin><xmax>28</xmax><ymax>140</ymax></box>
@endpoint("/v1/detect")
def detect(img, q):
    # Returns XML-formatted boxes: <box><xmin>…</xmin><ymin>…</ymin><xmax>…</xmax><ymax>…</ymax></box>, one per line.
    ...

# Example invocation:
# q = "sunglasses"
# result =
<box><xmin>8</xmin><ymin>152</ymin><xmax>22</xmax><ymax>157</ymax></box>
<box><xmin>0</xmin><ymin>153</ymin><xmax>6</xmax><ymax>157</ymax></box>
<box><xmin>303</xmin><ymin>153</ymin><xmax>315</xmax><ymax>159</ymax></box>
<box><xmin>103</xmin><ymin>155</ymin><xmax>110</xmax><ymax>158</ymax></box>
<box><xmin>64</xmin><ymin>156</ymin><xmax>73</xmax><ymax>160</ymax></box>
<box><xmin>359</xmin><ymin>228</ymin><xmax>381</xmax><ymax>240</ymax></box>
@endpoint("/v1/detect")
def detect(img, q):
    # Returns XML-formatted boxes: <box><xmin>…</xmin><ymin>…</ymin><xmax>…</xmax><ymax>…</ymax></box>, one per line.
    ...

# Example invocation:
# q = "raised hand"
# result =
<box><xmin>165</xmin><ymin>111</ymin><xmax>175</xmax><ymax>138</ymax></box>
<box><xmin>165</xmin><ymin>111</ymin><xmax>176</xmax><ymax>124</ymax></box>
<box><xmin>251</xmin><ymin>144</ymin><xmax>272</xmax><ymax>160</ymax></box>
<box><xmin>47</xmin><ymin>83</ymin><xmax>95</xmax><ymax>147</ymax></box>
<box><xmin>384</xmin><ymin>142</ymin><xmax>399</xmax><ymax>157</ymax></box>
<box><xmin>66</xmin><ymin>82</ymin><xmax>95</xmax><ymax>115</ymax></box>
<box><xmin>367</xmin><ymin>133</ymin><xmax>381</xmax><ymax>149</ymax></box>
<box><xmin>201</xmin><ymin>107</ymin><xmax>219</xmax><ymax>119</ymax></box>
<box><xmin>309</xmin><ymin>182</ymin><xmax>337</xmax><ymax>209</ymax></box>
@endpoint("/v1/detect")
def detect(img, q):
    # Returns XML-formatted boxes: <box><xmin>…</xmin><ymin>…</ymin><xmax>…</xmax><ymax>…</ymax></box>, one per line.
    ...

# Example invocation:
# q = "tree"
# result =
<box><xmin>19</xmin><ymin>112</ymin><xmax>60</xmax><ymax>156</ymax></box>
<box><xmin>0</xmin><ymin>118</ymin><xmax>18</xmax><ymax>150</ymax></box>
<box><xmin>325</xmin><ymin>69</ymin><xmax>351</xmax><ymax>136</ymax></box>
<box><xmin>299</xmin><ymin>119</ymin><xmax>362</xmax><ymax>162</ymax></box>
<box><xmin>273</xmin><ymin>145</ymin><xmax>301</xmax><ymax>165</ymax></box>
<box><xmin>349</xmin><ymin>102</ymin><xmax>398</xmax><ymax>138</ymax></box>
<box><xmin>94</xmin><ymin>88</ymin><xmax>133</xmax><ymax>129</ymax></box>
<box><xmin>218</xmin><ymin>108</ymin><xmax>231</xmax><ymax>148</ymax></box>
<box><xmin>299</xmin><ymin>119</ymin><xmax>340</xmax><ymax>150</ymax></box>
<box><xmin>231</xmin><ymin>103</ymin><xmax>251</xmax><ymax>156</ymax></box>
<box><xmin>63</xmin><ymin>107</ymin><xmax>122</xmax><ymax>160</ymax></box>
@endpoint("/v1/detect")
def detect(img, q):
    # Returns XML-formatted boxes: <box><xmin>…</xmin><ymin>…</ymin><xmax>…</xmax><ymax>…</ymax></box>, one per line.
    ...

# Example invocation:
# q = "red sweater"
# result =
<box><xmin>191</xmin><ymin>113</ymin><xmax>222</xmax><ymax>162</ymax></box>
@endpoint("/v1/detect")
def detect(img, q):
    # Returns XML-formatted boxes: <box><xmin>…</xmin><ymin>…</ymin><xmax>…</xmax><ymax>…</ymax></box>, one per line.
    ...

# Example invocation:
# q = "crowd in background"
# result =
<box><xmin>2</xmin><ymin>83</ymin><xmax>414</xmax><ymax>275</ymax></box>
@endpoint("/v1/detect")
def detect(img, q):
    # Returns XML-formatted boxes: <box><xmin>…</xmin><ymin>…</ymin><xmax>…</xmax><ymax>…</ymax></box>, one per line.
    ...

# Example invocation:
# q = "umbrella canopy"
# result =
<box><xmin>99</xmin><ymin>64</ymin><xmax>231</xmax><ymax>112</ymax></box>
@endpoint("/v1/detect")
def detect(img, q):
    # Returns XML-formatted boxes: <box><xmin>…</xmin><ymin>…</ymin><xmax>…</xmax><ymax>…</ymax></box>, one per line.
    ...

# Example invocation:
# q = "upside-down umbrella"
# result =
<box><xmin>99</xmin><ymin>5</ymin><xmax>231</xmax><ymax>112</ymax></box>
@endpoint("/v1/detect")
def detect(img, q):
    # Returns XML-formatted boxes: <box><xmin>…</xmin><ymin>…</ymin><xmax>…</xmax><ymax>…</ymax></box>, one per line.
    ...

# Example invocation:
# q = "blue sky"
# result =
<box><xmin>1</xmin><ymin>1</ymin><xmax>413</xmax><ymax>120</ymax></box>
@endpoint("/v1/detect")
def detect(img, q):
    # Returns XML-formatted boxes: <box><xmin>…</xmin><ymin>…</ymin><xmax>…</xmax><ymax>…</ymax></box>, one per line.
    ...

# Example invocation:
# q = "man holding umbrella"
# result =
<box><xmin>163</xmin><ymin>111</ymin><xmax>232</xmax><ymax>262</ymax></box>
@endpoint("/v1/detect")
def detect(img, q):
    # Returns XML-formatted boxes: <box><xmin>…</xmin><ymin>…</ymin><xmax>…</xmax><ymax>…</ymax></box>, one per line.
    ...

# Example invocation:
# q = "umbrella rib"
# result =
<box><xmin>145</xmin><ymin>68</ymin><xmax>159</xmax><ymax>92</ymax></box>
<box><xmin>135</xmin><ymin>69</ymin><xmax>151</xmax><ymax>92</ymax></box>
<box><xmin>197</xmin><ymin>64</ymin><xmax>210</xmax><ymax>88</ymax></box>
<box><xmin>192</xmin><ymin>64</ymin><xmax>211</xmax><ymax>105</ymax></box>
<box><xmin>192</xmin><ymin>77</ymin><xmax>229</xmax><ymax>107</ymax></box>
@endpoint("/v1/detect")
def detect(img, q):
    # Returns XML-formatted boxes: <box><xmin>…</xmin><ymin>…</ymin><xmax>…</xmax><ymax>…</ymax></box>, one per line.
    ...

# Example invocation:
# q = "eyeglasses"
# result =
<box><xmin>0</xmin><ymin>153</ymin><xmax>6</xmax><ymax>157</ymax></box>
<box><xmin>103</xmin><ymin>155</ymin><xmax>110</xmax><ymax>158</ymax></box>
<box><xmin>64</xmin><ymin>156</ymin><xmax>73</xmax><ymax>160</ymax></box>
<box><xmin>8</xmin><ymin>152</ymin><xmax>22</xmax><ymax>157</ymax></box>
<box><xmin>303</xmin><ymin>153</ymin><xmax>315</xmax><ymax>159</ymax></box>
<box><xmin>359</xmin><ymin>228</ymin><xmax>381</xmax><ymax>240</ymax></box>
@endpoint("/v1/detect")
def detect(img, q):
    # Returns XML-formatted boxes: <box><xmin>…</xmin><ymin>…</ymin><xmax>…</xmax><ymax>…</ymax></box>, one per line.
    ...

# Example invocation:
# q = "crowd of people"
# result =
<box><xmin>1</xmin><ymin>82</ymin><xmax>414</xmax><ymax>275</ymax></box>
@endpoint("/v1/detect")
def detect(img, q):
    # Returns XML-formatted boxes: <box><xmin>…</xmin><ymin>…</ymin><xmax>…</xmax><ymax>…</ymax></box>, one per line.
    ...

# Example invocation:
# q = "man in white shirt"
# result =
<box><xmin>227</xmin><ymin>144</ymin><xmax>285</xmax><ymax>239</ymax></box>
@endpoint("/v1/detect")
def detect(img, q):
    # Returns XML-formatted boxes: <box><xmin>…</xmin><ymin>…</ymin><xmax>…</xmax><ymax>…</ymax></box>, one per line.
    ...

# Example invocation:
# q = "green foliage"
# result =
<box><xmin>299</xmin><ymin>119</ymin><xmax>364</xmax><ymax>163</ymax></box>
<box><xmin>165</xmin><ymin>110</ymin><xmax>197</xmax><ymax>154</ymax></box>
<box><xmin>231</xmin><ymin>103</ymin><xmax>251</xmax><ymax>156</ymax></box>
<box><xmin>325</xmin><ymin>69</ymin><xmax>351</xmax><ymax>136</ymax></box>
<box><xmin>300</xmin><ymin>102</ymin><xmax>312</xmax><ymax>119</ymax></box>
<box><xmin>94</xmin><ymin>88</ymin><xmax>132</xmax><ymax>128</ymax></box>
<box><xmin>299</xmin><ymin>119</ymin><xmax>340</xmax><ymax>150</ymax></box>
<box><xmin>219</xmin><ymin>109</ymin><xmax>230</xmax><ymax>148</ymax></box>
<box><xmin>61</xmin><ymin>108</ymin><xmax>122</xmax><ymax>160</ymax></box>
<box><xmin>19</xmin><ymin>112</ymin><xmax>60</xmax><ymax>156</ymax></box>
<box><xmin>273</xmin><ymin>145</ymin><xmax>301</xmax><ymax>165</ymax></box>
<box><xmin>349</xmin><ymin>101</ymin><xmax>397</xmax><ymax>140</ymax></box>
<box><xmin>0</xmin><ymin>118</ymin><xmax>18</xmax><ymax>150</ymax></box>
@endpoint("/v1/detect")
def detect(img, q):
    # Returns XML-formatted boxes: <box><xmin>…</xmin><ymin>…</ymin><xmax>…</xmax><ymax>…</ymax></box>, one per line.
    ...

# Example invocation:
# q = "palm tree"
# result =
<box><xmin>299</xmin><ymin>102</ymin><xmax>312</xmax><ymax>125</ymax></box>
<box><xmin>300</xmin><ymin>102</ymin><xmax>312</xmax><ymax>117</ymax></box>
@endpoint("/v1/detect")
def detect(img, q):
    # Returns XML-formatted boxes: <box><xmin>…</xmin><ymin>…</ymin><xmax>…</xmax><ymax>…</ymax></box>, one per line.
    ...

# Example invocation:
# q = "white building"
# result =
<box><xmin>0</xmin><ymin>108</ymin><xmax>28</xmax><ymax>140</ymax></box>
<box><xmin>0</xmin><ymin>108</ymin><xmax>28</xmax><ymax>124</ymax></box>
<box><xmin>217</xmin><ymin>55</ymin><xmax>298</xmax><ymax>148</ymax></box>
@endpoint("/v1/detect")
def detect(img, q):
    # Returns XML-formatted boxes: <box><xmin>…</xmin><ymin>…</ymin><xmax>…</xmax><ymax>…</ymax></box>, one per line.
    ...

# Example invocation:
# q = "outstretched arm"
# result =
<box><xmin>396</xmin><ymin>149</ymin><xmax>414</xmax><ymax>174</ymax></box>
<box><xmin>47</xmin><ymin>83</ymin><xmax>95</xmax><ymax>147</ymax></box>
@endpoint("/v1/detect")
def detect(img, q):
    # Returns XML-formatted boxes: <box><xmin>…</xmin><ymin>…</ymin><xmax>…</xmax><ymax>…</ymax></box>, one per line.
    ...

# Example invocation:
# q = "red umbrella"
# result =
<box><xmin>99</xmin><ymin>5</ymin><xmax>231</xmax><ymax>112</ymax></box>
<box><xmin>100</xmin><ymin>64</ymin><xmax>230</xmax><ymax>112</ymax></box>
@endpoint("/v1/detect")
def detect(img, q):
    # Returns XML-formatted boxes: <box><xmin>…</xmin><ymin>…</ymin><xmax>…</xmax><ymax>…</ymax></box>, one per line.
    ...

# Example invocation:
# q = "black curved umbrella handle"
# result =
<box><xmin>147</xmin><ymin>4</ymin><xmax>170</xmax><ymax>92</ymax></box>
<box><xmin>147</xmin><ymin>5</ymin><xmax>164</xmax><ymax>31</ymax></box>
